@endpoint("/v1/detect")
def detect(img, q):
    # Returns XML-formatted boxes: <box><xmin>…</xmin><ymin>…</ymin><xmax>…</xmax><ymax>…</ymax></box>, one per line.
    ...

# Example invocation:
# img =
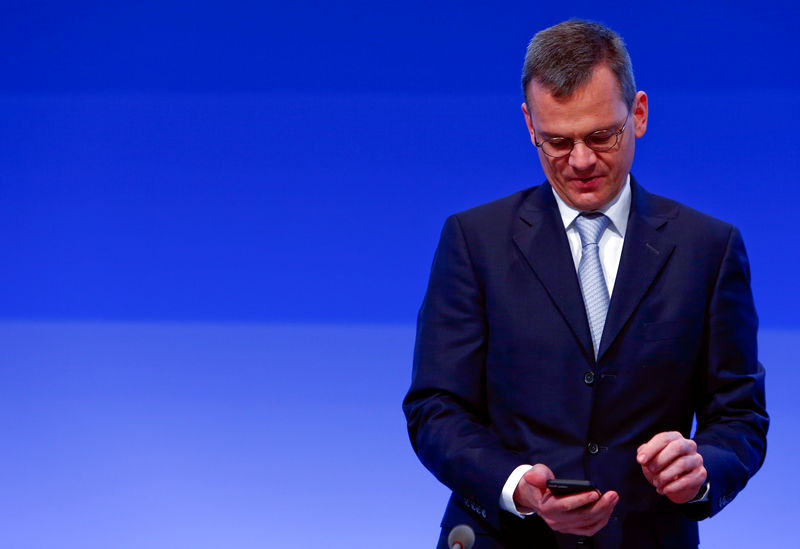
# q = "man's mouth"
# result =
<box><xmin>573</xmin><ymin>176</ymin><xmax>601</xmax><ymax>186</ymax></box>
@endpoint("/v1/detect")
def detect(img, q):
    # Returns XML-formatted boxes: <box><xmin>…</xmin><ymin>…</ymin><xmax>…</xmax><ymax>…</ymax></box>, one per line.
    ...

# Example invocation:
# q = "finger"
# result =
<box><xmin>647</xmin><ymin>438</ymin><xmax>698</xmax><ymax>476</ymax></box>
<box><xmin>590</xmin><ymin>490</ymin><xmax>619</xmax><ymax>514</ymax></box>
<box><xmin>545</xmin><ymin>489</ymin><xmax>601</xmax><ymax>513</ymax></box>
<box><xmin>637</xmin><ymin>431</ymin><xmax>682</xmax><ymax>464</ymax></box>
<box><xmin>580</xmin><ymin>513</ymin><xmax>615</xmax><ymax>537</ymax></box>
<box><xmin>523</xmin><ymin>463</ymin><xmax>554</xmax><ymax>489</ymax></box>
<box><xmin>542</xmin><ymin>491</ymin><xmax>618</xmax><ymax>536</ymax></box>
<box><xmin>577</xmin><ymin>522</ymin><xmax>604</xmax><ymax>537</ymax></box>
<box><xmin>563</xmin><ymin>492</ymin><xmax>618</xmax><ymax>534</ymax></box>
<box><xmin>552</xmin><ymin>490</ymin><xmax>616</xmax><ymax>518</ymax></box>
<box><xmin>640</xmin><ymin>463</ymin><xmax>655</xmax><ymax>484</ymax></box>
<box><xmin>652</xmin><ymin>453</ymin><xmax>703</xmax><ymax>489</ymax></box>
<box><xmin>513</xmin><ymin>477</ymin><xmax>539</xmax><ymax>514</ymax></box>
<box><xmin>661</xmin><ymin>467</ymin><xmax>707</xmax><ymax>500</ymax></box>
<box><xmin>544</xmin><ymin>507</ymin><xmax>602</xmax><ymax>535</ymax></box>
<box><xmin>556</xmin><ymin>513</ymin><xmax>604</xmax><ymax>535</ymax></box>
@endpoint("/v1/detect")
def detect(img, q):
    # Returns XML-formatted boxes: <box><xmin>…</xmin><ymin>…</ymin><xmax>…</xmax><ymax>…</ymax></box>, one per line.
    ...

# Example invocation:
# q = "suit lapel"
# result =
<box><xmin>513</xmin><ymin>185</ymin><xmax>595</xmax><ymax>361</ymax></box>
<box><xmin>598</xmin><ymin>179</ymin><xmax>677</xmax><ymax>359</ymax></box>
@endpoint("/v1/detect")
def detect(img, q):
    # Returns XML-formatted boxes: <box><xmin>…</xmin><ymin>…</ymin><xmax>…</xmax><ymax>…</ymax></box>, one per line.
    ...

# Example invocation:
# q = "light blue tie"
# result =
<box><xmin>575</xmin><ymin>213</ymin><xmax>611</xmax><ymax>358</ymax></box>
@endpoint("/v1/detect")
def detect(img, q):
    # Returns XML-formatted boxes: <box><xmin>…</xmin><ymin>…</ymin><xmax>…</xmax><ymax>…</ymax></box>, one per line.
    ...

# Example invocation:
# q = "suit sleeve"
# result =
<box><xmin>403</xmin><ymin>214</ymin><xmax>522</xmax><ymax>527</ymax></box>
<box><xmin>692</xmin><ymin>226</ymin><xmax>768</xmax><ymax>518</ymax></box>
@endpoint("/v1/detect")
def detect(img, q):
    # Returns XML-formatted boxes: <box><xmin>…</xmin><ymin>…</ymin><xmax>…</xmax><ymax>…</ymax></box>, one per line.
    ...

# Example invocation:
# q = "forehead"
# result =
<box><xmin>528</xmin><ymin>65</ymin><xmax>628</xmax><ymax>135</ymax></box>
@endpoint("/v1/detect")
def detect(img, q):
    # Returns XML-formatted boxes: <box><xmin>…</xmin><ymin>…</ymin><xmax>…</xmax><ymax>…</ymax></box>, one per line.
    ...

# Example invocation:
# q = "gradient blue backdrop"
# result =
<box><xmin>1</xmin><ymin>1</ymin><xmax>797</xmax><ymax>547</ymax></box>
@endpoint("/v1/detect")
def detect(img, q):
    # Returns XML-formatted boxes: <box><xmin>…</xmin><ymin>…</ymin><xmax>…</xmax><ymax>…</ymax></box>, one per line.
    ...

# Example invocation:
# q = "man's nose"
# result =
<box><xmin>568</xmin><ymin>142</ymin><xmax>596</xmax><ymax>171</ymax></box>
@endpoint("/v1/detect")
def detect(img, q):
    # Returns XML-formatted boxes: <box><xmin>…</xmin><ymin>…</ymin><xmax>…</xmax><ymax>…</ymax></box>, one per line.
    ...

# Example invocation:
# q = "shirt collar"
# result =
<box><xmin>551</xmin><ymin>173</ymin><xmax>631</xmax><ymax>238</ymax></box>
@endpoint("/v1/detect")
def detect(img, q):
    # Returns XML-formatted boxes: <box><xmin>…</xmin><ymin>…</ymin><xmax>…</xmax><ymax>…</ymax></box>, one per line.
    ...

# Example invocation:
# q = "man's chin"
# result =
<box><xmin>567</xmin><ymin>191</ymin><xmax>608</xmax><ymax>211</ymax></box>
<box><xmin>550</xmin><ymin>179</ymin><xmax>617</xmax><ymax>211</ymax></box>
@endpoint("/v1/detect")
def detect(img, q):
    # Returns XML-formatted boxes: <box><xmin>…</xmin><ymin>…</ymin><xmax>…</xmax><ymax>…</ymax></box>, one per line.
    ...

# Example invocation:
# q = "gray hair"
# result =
<box><xmin>521</xmin><ymin>19</ymin><xmax>636</xmax><ymax>108</ymax></box>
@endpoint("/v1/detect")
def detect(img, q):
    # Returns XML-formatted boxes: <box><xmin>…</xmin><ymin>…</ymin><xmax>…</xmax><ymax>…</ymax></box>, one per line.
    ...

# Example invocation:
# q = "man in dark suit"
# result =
<box><xmin>403</xmin><ymin>20</ymin><xmax>768</xmax><ymax>549</ymax></box>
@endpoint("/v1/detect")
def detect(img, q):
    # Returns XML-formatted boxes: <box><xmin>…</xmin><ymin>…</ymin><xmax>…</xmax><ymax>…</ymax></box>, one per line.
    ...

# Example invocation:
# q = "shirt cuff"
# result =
<box><xmin>499</xmin><ymin>464</ymin><xmax>535</xmax><ymax>517</ymax></box>
<box><xmin>687</xmin><ymin>480</ymin><xmax>711</xmax><ymax>503</ymax></box>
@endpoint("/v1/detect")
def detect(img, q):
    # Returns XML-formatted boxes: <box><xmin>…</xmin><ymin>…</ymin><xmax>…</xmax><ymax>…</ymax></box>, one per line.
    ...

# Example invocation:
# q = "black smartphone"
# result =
<box><xmin>546</xmin><ymin>478</ymin><xmax>598</xmax><ymax>496</ymax></box>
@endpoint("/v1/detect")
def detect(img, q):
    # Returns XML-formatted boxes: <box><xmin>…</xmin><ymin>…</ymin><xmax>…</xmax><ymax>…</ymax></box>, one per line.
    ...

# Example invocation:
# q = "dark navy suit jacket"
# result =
<box><xmin>403</xmin><ymin>178</ymin><xmax>768</xmax><ymax>549</ymax></box>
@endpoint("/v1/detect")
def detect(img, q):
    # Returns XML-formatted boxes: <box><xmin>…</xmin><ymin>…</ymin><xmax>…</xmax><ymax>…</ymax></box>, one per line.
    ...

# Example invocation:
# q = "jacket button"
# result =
<box><xmin>586</xmin><ymin>442</ymin><xmax>600</xmax><ymax>455</ymax></box>
<box><xmin>583</xmin><ymin>371</ymin><xmax>595</xmax><ymax>385</ymax></box>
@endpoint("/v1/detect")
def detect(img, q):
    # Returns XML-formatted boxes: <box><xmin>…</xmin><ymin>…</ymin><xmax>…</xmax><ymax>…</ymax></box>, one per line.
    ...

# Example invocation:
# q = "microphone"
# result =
<box><xmin>448</xmin><ymin>524</ymin><xmax>475</xmax><ymax>549</ymax></box>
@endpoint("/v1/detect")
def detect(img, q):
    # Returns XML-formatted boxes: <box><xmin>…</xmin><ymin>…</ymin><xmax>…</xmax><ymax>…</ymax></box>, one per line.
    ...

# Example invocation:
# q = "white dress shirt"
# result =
<box><xmin>499</xmin><ymin>175</ymin><xmax>632</xmax><ymax>517</ymax></box>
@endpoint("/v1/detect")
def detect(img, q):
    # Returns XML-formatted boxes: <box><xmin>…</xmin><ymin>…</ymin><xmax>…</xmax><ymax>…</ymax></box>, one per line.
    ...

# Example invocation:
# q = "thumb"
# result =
<box><xmin>523</xmin><ymin>463</ymin><xmax>554</xmax><ymax>489</ymax></box>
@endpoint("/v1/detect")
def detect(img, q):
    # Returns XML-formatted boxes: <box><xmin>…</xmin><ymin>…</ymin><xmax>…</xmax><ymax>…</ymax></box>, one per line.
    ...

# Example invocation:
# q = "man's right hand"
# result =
<box><xmin>513</xmin><ymin>463</ymin><xmax>619</xmax><ymax>537</ymax></box>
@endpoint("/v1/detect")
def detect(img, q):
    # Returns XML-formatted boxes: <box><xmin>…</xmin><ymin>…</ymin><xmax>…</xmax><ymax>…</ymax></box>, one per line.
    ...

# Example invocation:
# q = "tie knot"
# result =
<box><xmin>575</xmin><ymin>213</ymin><xmax>610</xmax><ymax>246</ymax></box>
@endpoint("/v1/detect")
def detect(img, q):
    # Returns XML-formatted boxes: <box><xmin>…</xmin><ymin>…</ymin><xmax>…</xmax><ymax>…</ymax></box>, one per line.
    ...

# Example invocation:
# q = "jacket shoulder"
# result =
<box><xmin>448</xmin><ymin>185</ymin><xmax>544</xmax><ymax>232</ymax></box>
<box><xmin>643</xmin><ymin>189</ymin><xmax>737</xmax><ymax>240</ymax></box>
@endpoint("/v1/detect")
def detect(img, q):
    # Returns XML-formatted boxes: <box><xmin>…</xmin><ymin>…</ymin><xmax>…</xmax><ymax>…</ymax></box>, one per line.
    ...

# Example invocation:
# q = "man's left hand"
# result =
<box><xmin>637</xmin><ymin>431</ymin><xmax>707</xmax><ymax>504</ymax></box>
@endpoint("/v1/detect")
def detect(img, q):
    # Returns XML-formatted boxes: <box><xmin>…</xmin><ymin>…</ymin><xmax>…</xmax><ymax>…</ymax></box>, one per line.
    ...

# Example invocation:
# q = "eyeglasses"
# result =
<box><xmin>533</xmin><ymin>110</ymin><xmax>631</xmax><ymax>158</ymax></box>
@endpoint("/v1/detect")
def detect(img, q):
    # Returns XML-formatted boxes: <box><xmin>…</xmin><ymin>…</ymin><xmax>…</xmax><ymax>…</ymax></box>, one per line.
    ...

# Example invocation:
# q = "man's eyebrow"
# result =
<box><xmin>538</xmin><ymin>122</ymin><xmax>618</xmax><ymax>140</ymax></box>
<box><xmin>536</xmin><ymin>129</ymin><xmax>561</xmax><ymax>139</ymax></box>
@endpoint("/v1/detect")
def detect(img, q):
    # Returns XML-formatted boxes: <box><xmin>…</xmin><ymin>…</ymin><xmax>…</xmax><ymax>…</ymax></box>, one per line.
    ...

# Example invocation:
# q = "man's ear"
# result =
<box><xmin>521</xmin><ymin>102</ymin><xmax>536</xmax><ymax>145</ymax></box>
<box><xmin>632</xmin><ymin>91</ymin><xmax>648</xmax><ymax>138</ymax></box>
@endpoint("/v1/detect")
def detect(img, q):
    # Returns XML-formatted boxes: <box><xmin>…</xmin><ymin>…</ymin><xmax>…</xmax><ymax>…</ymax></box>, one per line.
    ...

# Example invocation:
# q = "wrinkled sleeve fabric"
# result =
<box><xmin>403</xmin><ymin>214</ymin><xmax>523</xmax><ymax>528</ymax></box>
<box><xmin>691</xmin><ymin>226</ymin><xmax>768</xmax><ymax>519</ymax></box>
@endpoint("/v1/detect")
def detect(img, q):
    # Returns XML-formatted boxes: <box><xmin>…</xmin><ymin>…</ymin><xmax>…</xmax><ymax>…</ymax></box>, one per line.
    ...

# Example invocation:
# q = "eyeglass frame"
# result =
<box><xmin>532</xmin><ymin>107</ymin><xmax>632</xmax><ymax>158</ymax></box>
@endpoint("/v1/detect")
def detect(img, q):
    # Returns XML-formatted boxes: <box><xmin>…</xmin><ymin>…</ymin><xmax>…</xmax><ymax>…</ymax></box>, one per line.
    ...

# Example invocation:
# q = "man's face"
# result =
<box><xmin>522</xmin><ymin>64</ymin><xmax>648</xmax><ymax>211</ymax></box>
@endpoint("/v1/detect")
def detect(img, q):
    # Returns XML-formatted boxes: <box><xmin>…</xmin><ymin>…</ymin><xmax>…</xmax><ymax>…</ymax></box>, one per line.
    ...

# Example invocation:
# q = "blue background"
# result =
<box><xmin>0</xmin><ymin>1</ymin><xmax>797</xmax><ymax>546</ymax></box>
